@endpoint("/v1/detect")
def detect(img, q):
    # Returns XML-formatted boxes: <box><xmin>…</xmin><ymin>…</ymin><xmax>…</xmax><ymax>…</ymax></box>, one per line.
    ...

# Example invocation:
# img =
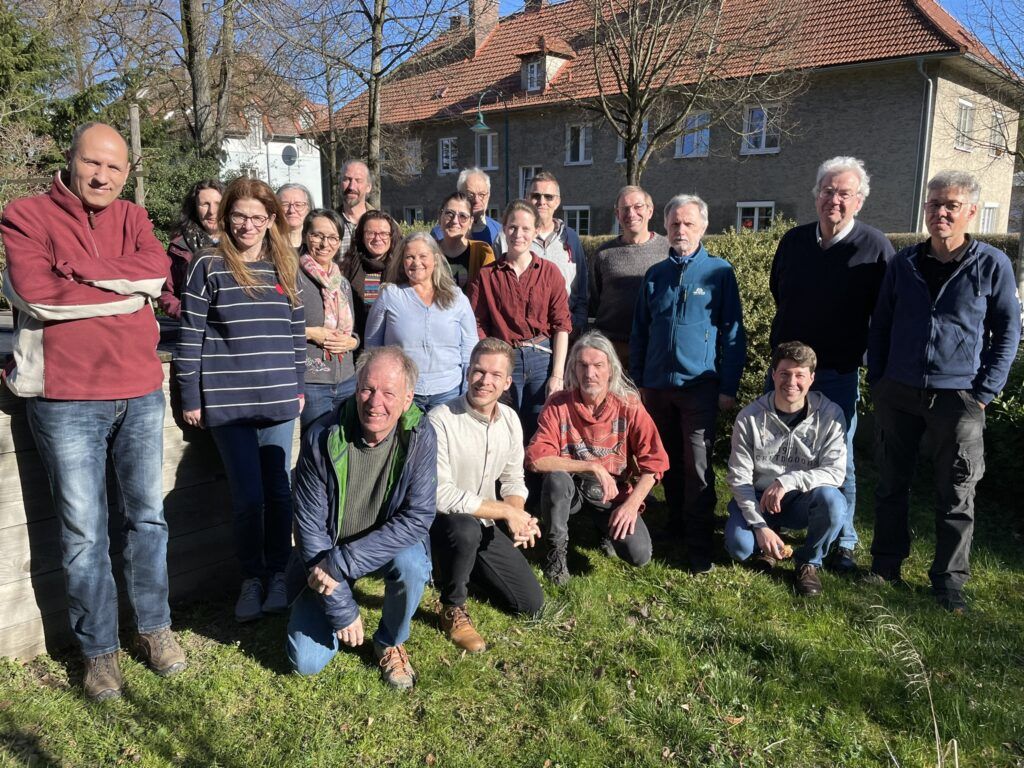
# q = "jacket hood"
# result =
<box><xmin>50</xmin><ymin>170</ymin><xmax>121</xmax><ymax>225</ymax></box>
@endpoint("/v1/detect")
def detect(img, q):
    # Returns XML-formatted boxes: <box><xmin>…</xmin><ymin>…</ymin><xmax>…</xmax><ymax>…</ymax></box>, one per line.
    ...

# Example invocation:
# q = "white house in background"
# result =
<box><xmin>222</xmin><ymin>106</ymin><xmax>325</xmax><ymax>206</ymax></box>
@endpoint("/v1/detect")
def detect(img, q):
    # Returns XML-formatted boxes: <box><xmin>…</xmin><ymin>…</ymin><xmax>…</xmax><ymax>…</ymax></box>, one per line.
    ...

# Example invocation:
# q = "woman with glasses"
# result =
<box><xmin>160</xmin><ymin>178</ymin><xmax>225</xmax><ymax>319</ymax></box>
<box><xmin>175</xmin><ymin>177</ymin><xmax>305</xmax><ymax>624</ymax></box>
<box><xmin>435</xmin><ymin>192</ymin><xmax>495</xmax><ymax>290</ymax></box>
<box><xmin>276</xmin><ymin>183</ymin><xmax>314</xmax><ymax>249</ymax></box>
<box><xmin>341</xmin><ymin>210</ymin><xmax>402</xmax><ymax>337</ymax></box>
<box><xmin>365</xmin><ymin>232</ymin><xmax>477</xmax><ymax>412</ymax></box>
<box><xmin>297</xmin><ymin>208</ymin><xmax>360</xmax><ymax>431</ymax></box>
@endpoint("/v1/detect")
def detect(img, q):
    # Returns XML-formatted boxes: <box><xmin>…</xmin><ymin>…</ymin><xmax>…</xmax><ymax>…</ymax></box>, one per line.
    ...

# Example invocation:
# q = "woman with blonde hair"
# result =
<box><xmin>175</xmin><ymin>177</ymin><xmax>305</xmax><ymax>623</ymax></box>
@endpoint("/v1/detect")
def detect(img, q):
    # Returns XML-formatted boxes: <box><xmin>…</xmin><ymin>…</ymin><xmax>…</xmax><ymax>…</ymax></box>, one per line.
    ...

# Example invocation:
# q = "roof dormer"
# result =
<box><xmin>515</xmin><ymin>35</ymin><xmax>575</xmax><ymax>93</ymax></box>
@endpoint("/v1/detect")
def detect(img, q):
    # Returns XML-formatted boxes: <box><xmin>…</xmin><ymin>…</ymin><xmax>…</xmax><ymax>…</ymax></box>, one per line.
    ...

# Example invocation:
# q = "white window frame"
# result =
<box><xmin>616</xmin><ymin>120</ymin><xmax>649</xmax><ymax>163</ymax></box>
<box><xmin>955</xmin><ymin>99</ymin><xmax>974</xmax><ymax>151</ymax></box>
<box><xmin>404</xmin><ymin>138</ymin><xmax>422</xmax><ymax>176</ymax></box>
<box><xmin>519</xmin><ymin>165</ymin><xmax>543</xmax><ymax>198</ymax></box>
<box><xmin>438</xmin><ymin>137</ymin><xmax>459</xmax><ymax>175</ymax></box>
<box><xmin>989</xmin><ymin>110</ymin><xmax>1006</xmax><ymax>157</ymax></box>
<box><xmin>526</xmin><ymin>61</ymin><xmax>542</xmax><ymax>91</ymax></box>
<box><xmin>476</xmin><ymin>132</ymin><xmax>498</xmax><ymax>170</ymax></box>
<box><xmin>564</xmin><ymin>123</ymin><xmax>593</xmax><ymax>165</ymax></box>
<box><xmin>675</xmin><ymin>111</ymin><xmax>710</xmax><ymax>158</ymax></box>
<box><xmin>562</xmin><ymin>205</ymin><xmax>591</xmax><ymax>236</ymax></box>
<box><xmin>979</xmin><ymin>203</ymin><xmax>999</xmax><ymax>234</ymax></box>
<box><xmin>740</xmin><ymin>105</ymin><xmax>780</xmax><ymax>155</ymax></box>
<box><xmin>736</xmin><ymin>201</ymin><xmax>776</xmax><ymax>232</ymax></box>
<box><xmin>403</xmin><ymin>206</ymin><xmax>424</xmax><ymax>225</ymax></box>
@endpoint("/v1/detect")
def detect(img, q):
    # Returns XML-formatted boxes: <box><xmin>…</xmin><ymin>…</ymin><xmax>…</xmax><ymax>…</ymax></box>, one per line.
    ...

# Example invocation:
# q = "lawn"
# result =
<box><xmin>1</xmin><ymin>449</ymin><xmax>1023</xmax><ymax>768</ymax></box>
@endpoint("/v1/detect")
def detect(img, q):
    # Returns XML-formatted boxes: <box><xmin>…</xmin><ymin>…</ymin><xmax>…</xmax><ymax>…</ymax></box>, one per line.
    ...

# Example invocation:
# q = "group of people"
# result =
<box><xmin>0</xmin><ymin>121</ymin><xmax>1019</xmax><ymax>701</ymax></box>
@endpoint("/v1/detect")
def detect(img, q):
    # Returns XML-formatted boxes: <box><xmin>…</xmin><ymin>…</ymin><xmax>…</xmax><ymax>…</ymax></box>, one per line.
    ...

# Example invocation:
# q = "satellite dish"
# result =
<box><xmin>282</xmin><ymin>145</ymin><xmax>298</xmax><ymax>166</ymax></box>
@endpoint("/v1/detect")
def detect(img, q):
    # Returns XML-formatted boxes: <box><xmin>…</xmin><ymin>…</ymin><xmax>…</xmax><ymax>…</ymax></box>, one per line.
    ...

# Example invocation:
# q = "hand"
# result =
<box><xmin>546</xmin><ymin>375</ymin><xmax>564</xmax><ymax>396</ymax></box>
<box><xmin>308</xmin><ymin>557</ymin><xmax>339</xmax><ymax>596</ymax></box>
<box><xmin>590</xmin><ymin>464</ymin><xmax>619</xmax><ymax>504</ymax></box>
<box><xmin>336</xmin><ymin>615</ymin><xmax>364</xmax><ymax>647</ymax></box>
<box><xmin>504</xmin><ymin>505</ymin><xmax>537</xmax><ymax>540</ymax></box>
<box><xmin>754</xmin><ymin>527</ymin><xmax>786</xmax><ymax>560</ymax></box>
<box><xmin>182</xmin><ymin>409</ymin><xmax>204</xmax><ymax>429</ymax></box>
<box><xmin>607</xmin><ymin>503</ymin><xmax>639</xmax><ymax>541</ymax></box>
<box><xmin>718</xmin><ymin>394</ymin><xmax>737</xmax><ymax>411</ymax></box>
<box><xmin>513</xmin><ymin>518</ymin><xmax>542</xmax><ymax>549</ymax></box>
<box><xmin>758</xmin><ymin>480</ymin><xmax>787</xmax><ymax>515</ymax></box>
<box><xmin>322</xmin><ymin>329</ymin><xmax>356</xmax><ymax>355</ymax></box>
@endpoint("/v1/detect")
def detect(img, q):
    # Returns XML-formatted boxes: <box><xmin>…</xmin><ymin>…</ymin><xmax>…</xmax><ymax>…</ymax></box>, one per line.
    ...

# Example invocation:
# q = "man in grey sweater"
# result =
<box><xmin>590</xmin><ymin>185</ymin><xmax>666</xmax><ymax>364</ymax></box>
<box><xmin>724</xmin><ymin>341</ymin><xmax>847</xmax><ymax>596</ymax></box>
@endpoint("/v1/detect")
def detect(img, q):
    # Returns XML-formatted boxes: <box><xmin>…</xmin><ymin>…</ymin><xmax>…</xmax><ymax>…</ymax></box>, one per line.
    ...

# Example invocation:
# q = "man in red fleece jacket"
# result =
<box><xmin>526</xmin><ymin>331</ymin><xmax>669</xmax><ymax>585</ymax></box>
<box><xmin>1</xmin><ymin>122</ymin><xmax>185</xmax><ymax>701</ymax></box>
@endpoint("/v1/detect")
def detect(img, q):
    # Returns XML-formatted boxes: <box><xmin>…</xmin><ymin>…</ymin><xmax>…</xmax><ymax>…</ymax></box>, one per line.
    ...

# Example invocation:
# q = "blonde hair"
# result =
<box><xmin>383</xmin><ymin>231</ymin><xmax>459</xmax><ymax>310</ymax></box>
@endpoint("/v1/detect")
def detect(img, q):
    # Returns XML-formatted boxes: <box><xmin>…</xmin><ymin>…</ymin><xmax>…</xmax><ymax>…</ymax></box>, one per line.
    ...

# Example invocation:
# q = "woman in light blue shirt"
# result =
<box><xmin>364</xmin><ymin>232</ymin><xmax>477</xmax><ymax>411</ymax></box>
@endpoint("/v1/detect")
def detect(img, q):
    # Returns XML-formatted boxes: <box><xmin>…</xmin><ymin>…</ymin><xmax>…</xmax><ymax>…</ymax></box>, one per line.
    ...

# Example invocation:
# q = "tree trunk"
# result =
<box><xmin>213</xmin><ymin>0</ymin><xmax>235</xmax><ymax>156</ymax></box>
<box><xmin>180</xmin><ymin>0</ymin><xmax>215</xmax><ymax>156</ymax></box>
<box><xmin>364</xmin><ymin>0</ymin><xmax>386</xmax><ymax>209</ymax></box>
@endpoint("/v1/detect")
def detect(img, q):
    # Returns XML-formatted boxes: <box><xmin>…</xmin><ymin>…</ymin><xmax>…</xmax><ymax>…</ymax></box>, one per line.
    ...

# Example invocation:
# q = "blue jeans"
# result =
<box><xmin>509</xmin><ymin>341</ymin><xmax>552</xmax><ymax>442</ymax></box>
<box><xmin>285</xmin><ymin>543</ymin><xmax>432</xmax><ymax>676</ymax></box>
<box><xmin>724</xmin><ymin>486</ymin><xmax>846</xmax><ymax>567</ymax></box>
<box><xmin>766</xmin><ymin>367</ymin><xmax>859</xmax><ymax>549</ymax></box>
<box><xmin>210</xmin><ymin>419</ymin><xmax>296</xmax><ymax>579</ymax></box>
<box><xmin>413</xmin><ymin>385</ymin><xmax>461</xmax><ymax>413</ymax></box>
<box><xmin>301</xmin><ymin>378</ymin><xmax>357</xmax><ymax>432</ymax></box>
<box><xmin>26</xmin><ymin>390</ymin><xmax>170</xmax><ymax>658</ymax></box>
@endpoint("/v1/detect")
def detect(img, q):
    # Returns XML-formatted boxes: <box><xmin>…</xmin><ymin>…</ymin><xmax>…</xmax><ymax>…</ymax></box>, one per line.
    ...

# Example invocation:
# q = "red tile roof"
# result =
<box><xmin>323</xmin><ymin>0</ymin><xmax>1001</xmax><ymax>130</ymax></box>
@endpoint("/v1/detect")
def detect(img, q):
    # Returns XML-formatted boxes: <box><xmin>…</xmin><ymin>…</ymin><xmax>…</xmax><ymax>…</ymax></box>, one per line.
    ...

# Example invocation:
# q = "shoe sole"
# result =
<box><xmin>153</xmin><ymin>660</ymin><xmax>188</xmax><ymax>677</ymax></box>
<box><xmin>87</xmin><ymin>687</ymin><xmax>122</xmax><ymax>702</ymax></box>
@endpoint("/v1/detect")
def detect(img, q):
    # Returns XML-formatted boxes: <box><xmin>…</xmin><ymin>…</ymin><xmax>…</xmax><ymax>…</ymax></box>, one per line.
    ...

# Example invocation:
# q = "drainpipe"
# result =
<box><xmin>911</xmin><ymin>58</ymin><xmax>935</xmax><ymax>233</ymax></box>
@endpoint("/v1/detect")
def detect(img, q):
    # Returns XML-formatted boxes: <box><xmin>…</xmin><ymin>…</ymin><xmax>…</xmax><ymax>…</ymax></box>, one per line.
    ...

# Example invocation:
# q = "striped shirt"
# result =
<box><xmin>175</xmin><ymin>252</ymin><xmax>305</xmax><ymax>427</ymax></box>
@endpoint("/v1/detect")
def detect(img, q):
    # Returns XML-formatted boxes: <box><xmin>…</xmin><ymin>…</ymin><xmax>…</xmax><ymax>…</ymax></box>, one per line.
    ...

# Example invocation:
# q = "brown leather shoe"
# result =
<box><xmin>374</xmin><ymin>643</ymin><xmax>416</xmax><ymax>689</ymax></box>
<box><xmin>795</xmin><ymin>563</ymin><xmax>823</xmax><ymax>597</ymax></box>
<box><xmin>440</xmin><ymin>605</ymin><xmax>486</xmax><ymax>653</ymax></box>
<box><xmin>136</xmin><ymin>628</ymin><xmax>187</xmax><ymax>677</ymax></box>
<box><xmin>747</xmin><ymin>552</ymin><xmax>778</xmax><ymax>573</ymax></box>
<box><xmin>84</xmin><ymin>651</ymin><xmax>122</xmax><ymax>701</ymax></box>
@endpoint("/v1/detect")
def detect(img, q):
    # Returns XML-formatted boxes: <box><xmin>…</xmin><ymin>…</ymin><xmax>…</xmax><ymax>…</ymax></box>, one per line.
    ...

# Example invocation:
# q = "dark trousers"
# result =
<box><xmin>430</xmin><ymin>513</ymin><xmax>544</xmax><ymax>616</ymax></box>
<box><xmin>541</xmin><ymin>471</ymin><xmax>653</xmax><ymax>566</ymax></box>
<box><xmin>871</xmin><ymin>379</ymin><xmax>986</xmax><ymax>591</ymax></box>
<box><xmin>640</xmin><ymin>381</ymin><xmax>719</xmax><ymax>560</ymax></box>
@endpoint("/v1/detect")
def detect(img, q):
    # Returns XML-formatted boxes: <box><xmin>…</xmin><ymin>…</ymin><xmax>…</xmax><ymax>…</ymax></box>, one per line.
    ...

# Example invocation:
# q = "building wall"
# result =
<box><xmin>223</xmin><ymin>134</ymin><xmax>324</xmax><ymax>207</ymax></box>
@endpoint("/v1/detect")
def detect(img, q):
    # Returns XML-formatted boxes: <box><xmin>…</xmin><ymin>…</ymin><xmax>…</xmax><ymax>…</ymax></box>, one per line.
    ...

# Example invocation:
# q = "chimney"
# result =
<box><xmin>469</xmin><ymin>0</ymin><xmax>498</xmax><ymax>54</ymax></box>
<box><xmin>524</xmin><ymin>0</ymin><xmax>547</xmax><ymax>10</ymax></box>
<box><xmin>449</xmin><ymin>15</ymin><xmax>464</xmax><ymax>31</ymax></box>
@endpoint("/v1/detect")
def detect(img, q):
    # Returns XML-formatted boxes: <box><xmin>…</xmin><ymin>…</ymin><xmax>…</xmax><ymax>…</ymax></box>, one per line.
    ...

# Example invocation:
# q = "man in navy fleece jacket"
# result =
<box><xmin>866</xmin><ymin>171</ymin><xmax>1021</xmax><ymax>613</ymax></box>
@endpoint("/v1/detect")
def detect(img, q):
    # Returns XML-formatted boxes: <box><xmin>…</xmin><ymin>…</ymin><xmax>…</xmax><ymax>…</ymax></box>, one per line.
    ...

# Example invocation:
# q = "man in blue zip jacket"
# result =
<box><xmin>630</xmin><ymin>194</ymin><xmax>747</xmax><ymax>573</ymax></box>
<box><xmin>867</xmin><ymin>171</ymin><xmax>1021</xmax><ymax>613</ymax></box>
<box><xmin>285</xmin><ymin>346</ymin><xmax>437</xmax><ymax>688</ymax></box>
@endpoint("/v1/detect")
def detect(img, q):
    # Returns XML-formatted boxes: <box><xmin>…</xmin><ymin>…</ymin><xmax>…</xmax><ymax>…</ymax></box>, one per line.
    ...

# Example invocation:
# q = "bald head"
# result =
<box><xmin>67</xmin><ymin>123</ymin><xmax>130</xmax><ymax>210</ymax></box>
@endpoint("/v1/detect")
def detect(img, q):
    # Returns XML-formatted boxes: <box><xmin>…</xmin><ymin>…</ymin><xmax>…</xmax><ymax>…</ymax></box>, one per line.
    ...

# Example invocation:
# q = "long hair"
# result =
<box><xmin>342</xmin><ymin>210</ymin><xmax>401</xmax><ymax>266</ymax></box>
<box><xmin>217</xmin><ymin>177</ymin><xmax>300</xmax><ymax>306</ymax></box>
<box><xmin>175</xmin><ymin>178</ymin><xmax>225</xmax><ymax>237</ymax></box>
<box><xmin>565</xmin><ymin>331</ymin><xmax>641</xmax><ymax>402</ymax></box>
<box><xmin>383</xmin><ymin>231</ymin><xmax>459</xmax><ymax>310</ymax></box>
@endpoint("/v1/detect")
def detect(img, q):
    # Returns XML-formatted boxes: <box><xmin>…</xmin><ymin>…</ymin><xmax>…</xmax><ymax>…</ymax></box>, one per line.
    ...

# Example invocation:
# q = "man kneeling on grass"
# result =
<box><xmin>429</xmin><ymin>338</ymin><xmax>544</xmax><ymax>653</ymax></box>
<box><xmin>725</xmin><ymin>341</ymin><xmax>847</xmax><ymax>596</ymax></box>
<box><xmin>285</xmin><ymin>346</ymin><xmax>436</xmax><ymax>689</ymax></box>
<box><xmin>526</xmin><ymin>331</ymin><xmax>669</xmax><ymax>585</ymax></box>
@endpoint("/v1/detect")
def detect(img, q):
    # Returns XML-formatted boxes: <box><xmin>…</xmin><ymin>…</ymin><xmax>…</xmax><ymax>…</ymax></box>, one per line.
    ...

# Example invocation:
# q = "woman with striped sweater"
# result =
<box><xmin>174</xmin><ymin>178</ymin><xmax>305</xmax><ymax>624</ymax></box>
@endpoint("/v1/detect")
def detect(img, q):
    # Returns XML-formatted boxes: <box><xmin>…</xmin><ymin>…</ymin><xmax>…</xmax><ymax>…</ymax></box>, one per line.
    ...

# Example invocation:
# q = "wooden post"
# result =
<box><xmin>129</xmin><ymin>103</ymin><xmax>145</xmax><ymax>206</ymax></box>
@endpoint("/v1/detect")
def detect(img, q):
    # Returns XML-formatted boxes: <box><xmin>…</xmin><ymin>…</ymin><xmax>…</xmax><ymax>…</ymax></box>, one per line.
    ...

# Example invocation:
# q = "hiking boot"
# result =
<box><xmin>262</xmin><ymin>572</ymin><xmax>288</xmax><ymax>614</ymax></box>
<box><xmin>235</xmin><ymin>578</ymin><xmax>264</xmax><ymax>623</ymax></box>
<box><xmin>599</xmin><ymin>537</ymin><xmax>618</xmax><ymax>559</ymax></box>
<box><xmin>374</xmin><ymin>643</ymin><xmax>416</xmax><ymax>689</ymax></box>
<box><xmin>863</xmin><ymin>565</ymin><xmax>904</xmax><ymax>587</ymax></box>
<box><xmin>440</xmin><ymin>605</ymin><xmax>486</xmax><ymax>653</ymax></box>
<box><xmin>935</xmin><ymin>588</ymin><xmax>969</xmax><ymax>615</ymax></box>
<box><xmin>747</xmin><ymin>552</ymin><xmax>778</xmax><ymax>573</ymax></box>
<box><xmin>543</xmin><ymin>543</ymin><xmax>570</xmax><ymax>586</ymax></box>
<box><xmin>136</xmin><ymin>628</ymin><xmax>187</xmax><ymax>677</ymax></box>
<box><xmin>84</xmin><ymin>651</ymin><xmax>122</xmax><ymax>702</ymax></box>
<box><xmin>795</xmin><ymin>563</ymin><xmax>823</xmax><ymax>597</ymax></box>
<box><xmin>826</xmin><ymin>546</ymin><xmax>860</xmax><ymax>575</ymax></box>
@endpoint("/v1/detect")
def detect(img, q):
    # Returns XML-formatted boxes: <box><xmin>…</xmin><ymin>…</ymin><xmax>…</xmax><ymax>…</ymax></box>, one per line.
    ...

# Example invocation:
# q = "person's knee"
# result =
<box><xmin>511</xmin><ymin>583</ymin><xmax>545</xmax><ymax>618</ymax></box>
<box><xmin>623</xmin><ymin>543</ymin><xmax>652</xmax><ymax>568</ymax></box>
<box><xmin>542</xmin><ymin>471</ymin><xmax>574</xmax><ymax>498</ymax></box>
<box><xmin>390</xmin><ymin>544</ymin><xmax>432</xmax><ymax>586</ymax></box>
<box><xmin>286</xmin><ymin>637</ymin><xmax>333</xmax><ymax>676</ymax></box>
<box><xmin>440</xmin><ymin>514</ymin><xmax>483</xmax><ymax>553</ymax></box>
<box><xmin>810</xmin><ymin>486</ymin><xmax>847</xmax><ymax>526</ymax></box>
<box><xmin>723</xmin><ymin>522</ymin><xmax>754</xmax><ymax>562</ymax></box>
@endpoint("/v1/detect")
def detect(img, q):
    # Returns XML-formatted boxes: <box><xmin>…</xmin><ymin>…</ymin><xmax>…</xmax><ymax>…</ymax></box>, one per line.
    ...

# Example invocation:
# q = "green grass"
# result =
<box><xmin>2</xmin><ymin>451</ymin><xmax>1023</xmax><ymax>768</ymax></box>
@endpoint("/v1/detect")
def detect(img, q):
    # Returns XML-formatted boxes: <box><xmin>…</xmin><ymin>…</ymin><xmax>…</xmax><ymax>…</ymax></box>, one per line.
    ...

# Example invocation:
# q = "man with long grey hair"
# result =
<box><xmin>527</xmin><ymin>331</ymin><xmax>669</xmax><ymax>584</ymax></box>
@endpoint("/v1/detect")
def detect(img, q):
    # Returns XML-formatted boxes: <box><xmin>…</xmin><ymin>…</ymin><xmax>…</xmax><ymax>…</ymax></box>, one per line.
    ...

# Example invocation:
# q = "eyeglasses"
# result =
<box><xmin>282</xmin><ymin>202</ymin><xmax>309</xmax><ymax>211</ymax></box>
<box><xmin>465</xmin><ymin>191</ymin><xmax>488</xmax><ymax>200</ymax></box>
<box><xmin>817</xmin><ymin>187</ymin><xmax>859</xmax><ymax>202</ymax></box>
<box><xmin>617</xmin><ymin>203</ymin><xmax>650</xmax><ymax>215</ymax></box>
<box><xmin>366</xmin><ymin>230</ymin><xmax>392</xmax><ymax>241</ymax></box>
<box><xmin>308</xmin><ymin>233</ymin><xmax>341</xmax><ymax>245</ymax></box>
<box><xmin>924</xmin><ymin>200</ymin><xmax>965</xmax><ymax>214</ymax></box>
<box><xmin>229</xmin><ymin>212</ymin><xmax>270</xmax><ymax>227</ymax></box>
<box><xmin>530</xmin><ymin>192</ymin><xmax>559</xmax><ymax>203</ymax></box>
<box><xmin>442</xmin><ymin>209</ymin><xmax>471</xmax><ymax>223</ymax></box>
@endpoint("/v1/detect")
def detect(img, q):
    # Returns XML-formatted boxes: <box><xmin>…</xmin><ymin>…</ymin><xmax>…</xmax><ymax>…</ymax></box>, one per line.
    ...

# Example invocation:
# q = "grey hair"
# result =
<box><xmin>664</xmin><ymin>194</ymin><xmax>708</xmax><ymax>226</ymax></box>
<box><xmin>812</xmin><ymin>156</ymin><xmax>870</xmax><ymax>199</ymax></box>
<box><xmin>276</xmin><ymin>183</ymin><xmax>314</xmax><ymax>210</ymax></box>
<box><xmin>927</xmin><ymin>170</ymin><xmax>981</xmax><ymax>203</ymax></box>
<box><xmin>615</xmin><ymin>184</ymin><xmax>653</xmax><ymax>209</ymax></box>
<box><xmin>458</xmin><ymin>167</ymin><xmax>491</xmax><ymax>192</ymax></box>
<box><xmin>355</xmin><ymin>345</ymin><xmax>419</xmax><ymax>394</ymax></box>
<box><xmin>565</xmin><ymin>331</ymin><xmax>640</xmax><ymax>402</ymax></box>
<box><xmin>340</xmin><ymin>159</ymin><xmax>371</xmax><ymax>182</ymax></box>
<box><xmin>383</xmin><ymin>230</ymin><xmax>460</xmax><ymax>310</ymax></box>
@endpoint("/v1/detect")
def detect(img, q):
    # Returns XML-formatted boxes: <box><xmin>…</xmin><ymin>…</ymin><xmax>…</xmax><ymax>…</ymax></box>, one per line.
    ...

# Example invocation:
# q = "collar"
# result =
<box><xmin>925</xmin><ymin>234</ymin><xmax>972</xmax><ymax>264</ymax></box>
<box><xmin>460</xmin><ymin>395</ymin><xmax>500</xmax><ymax>425</ymax></box>
<box><xmin>496</xmin><ymin>253</ymin><xmax>538</xmax><ymax>271</ymax></box>
<box><xmin>669</xmin><ymin>244</ymin><xmax>702</xmax><ymax>264</ymax></box>
<box><xmin>816</xmin><ymin>218</ymin><xmax>856</xmax><ymax>248</ymax></box>
<box><xmin>535</xmin><ymin>218</ymin><xmax>565</xmax><ymax>247</ymax></box>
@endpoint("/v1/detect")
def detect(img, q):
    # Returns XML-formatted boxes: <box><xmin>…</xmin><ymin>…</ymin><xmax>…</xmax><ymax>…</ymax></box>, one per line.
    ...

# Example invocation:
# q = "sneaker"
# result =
<box><xmin>795</xmin><ymin>563</ymin><xmax>823</xmax><ymax>597</ymax></box>
<box><xmin>374</xmin><ymin>643</ymin><xmax>416</xmax><ymax>689</ymax></box>
<box><xmin>746</xmin><ymin>552</ymin><xmax>778</xmax><ymax>573</ymax></box>
<box><xmin>235</xmin><ymin>578</ymin><xmax>264</xmax><ymax>623</ymax></box>
<box><xmin>543</xmin><ymin>543</ymin><xmax>570</xmax><ymax>586</ymax></box>
<box><xmin>84</xmin><ymin>651</ymin><xmax>122</xmax><ymax>702</ymax></box>
<box><xmin>935</xmin><ymin>588</ymin><xmax>968</xmax><ymax>615</ymax></box>
<box><xmin>262</xmin><ymin>572</ymin><xmax>288</xmax><ymax>614</ymax></box>
<box><xmin>826</xmin><ymin>547</ymin><xmax>860</xmax><ymax>575</ymax></box>
<box><xmin>440</xmin><ymin>605</ymin><xmax>486</xmax><ymax>653</ymax></box>
<box><xmin>136</xmin><ymin>628</ymin><xmax>187</xmax><ymax>677</ymax></box>
<box><xmin>863</xmin><ymin>566</ymin><xmax>903</xmax><ymax>587</ymax></box>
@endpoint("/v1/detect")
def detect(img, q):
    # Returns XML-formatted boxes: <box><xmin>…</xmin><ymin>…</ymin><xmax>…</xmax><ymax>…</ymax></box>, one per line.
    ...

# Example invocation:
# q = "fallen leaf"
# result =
<box><xmin>367</xmin><ymin>716</ymin><xmax>375</xmax><ymax>727</ymax></box>
<box><xmin>680</xmin><ymin>703</ymin><xmax>691</xmax><ymax>712</ymax></box>
<box><xmin>723</xmin><ymin>715</ymin><xmax>745</xmax><ymax>726</ymax></box>
<box><xmin>543</xmin><ymin>760</ymin><xmax>552</xmax><ymax>768</ymax></box>
<box><xmin>425</xmin><ymin>754</ymin><xmax>436</xmax><ymax>765</ymax></box>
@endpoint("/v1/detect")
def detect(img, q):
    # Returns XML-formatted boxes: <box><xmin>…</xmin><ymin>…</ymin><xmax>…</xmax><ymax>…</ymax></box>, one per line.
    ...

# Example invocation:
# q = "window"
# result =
<box><xmin>403</xmin><ymin>206</ymin><xmax>424</xmax><ymax>225</ymax></box>
<box><xmin>565</xmin><ymin>124</ymin><xmax>593</xmax><ymax>165</ymax></box>
<box><xmin>563</xmin><ymin>206</ymin><xmax>591</xmax><ymax>235</ymax></box>
<box><xmin>989</xmin><ymin>111</ymin><xmax>1007</xmax><ymax>157</ymax></box>
<box><xmin>979</xmin><ymin>203</ymin><xmax>999</xmax><ymax>234</ymax></box>
<box><xmin>476</xmin><ymin>132</ymin><xmax>497</xmax><ymax>170</ymax></box>
<box><xmin>740</xmin><ymin>106</ymin><xmax>780</xmax><ymax>155</ymax></box>
<box><xmin>736</xmin><ymin>201</ymin><xmax>775</xmax><ymax>232</ymax></box>
<box><xmin>675</xmin><ymin>111</ymin><xmax>710</xmax><ymax>158</ymax></box>
<box><xmin>438</xmin><ymin>137</ymin><xmax>458</xmax><ymax>174</ymax></box>
<box><xmin>526</xmin><ymin>61</ymin><xmax>542</xmax><ymax>91</ymax></box>
<box><xmin>487</xmin><ymin>206</ymin><xmax>500</xmax><ymax>220</ymax></box>
<box><xmin>519</xmin><ymin>165</ymin><xmax>542</xmax><ymax>198</ymax></box>
<box><xmin>616</xmin><ymin>121</ymin><xmax>649</xmax><ymax>163</ymax></box>
<box><xmin>955</xmin><ymin>99</ymin><xmax>974</xmax><ymax>151</ymax></box>
<box><xmin>404</xmin><ymin>139</ymin><xmax>422</xmax><ymax>175</ymax></box>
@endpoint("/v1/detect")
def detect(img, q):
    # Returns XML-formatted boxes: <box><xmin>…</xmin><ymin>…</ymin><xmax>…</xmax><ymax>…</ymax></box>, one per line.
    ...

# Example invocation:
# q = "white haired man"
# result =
<box><xmin>430</xmin><ymin>167</ymin><xmax>503</xmax><ymax>254</ymax></box>
<box><xmin>769</xmin><ymin>156</ymin><xmax>894</xmax><ymax>574</ymax></box>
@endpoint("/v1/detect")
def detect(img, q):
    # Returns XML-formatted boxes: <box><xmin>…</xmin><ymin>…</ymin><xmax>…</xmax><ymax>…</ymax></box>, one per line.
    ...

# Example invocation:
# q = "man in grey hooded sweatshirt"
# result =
<box><xmin>725</xmin><ymin>341</ymin><xmax>847</xmax><ymax>596</ymax></box>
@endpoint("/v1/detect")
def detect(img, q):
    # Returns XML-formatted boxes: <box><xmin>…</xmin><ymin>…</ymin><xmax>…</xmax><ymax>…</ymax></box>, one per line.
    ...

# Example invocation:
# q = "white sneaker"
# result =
<box><xmin>235</xmin><ymin>578</ymin><xmax>264</xmax><ymax>623</ymax></box>
<box><xmin>262</xmin><ymin>572</ymin><xmax>288</xmax><ymax>614</ymax></box>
